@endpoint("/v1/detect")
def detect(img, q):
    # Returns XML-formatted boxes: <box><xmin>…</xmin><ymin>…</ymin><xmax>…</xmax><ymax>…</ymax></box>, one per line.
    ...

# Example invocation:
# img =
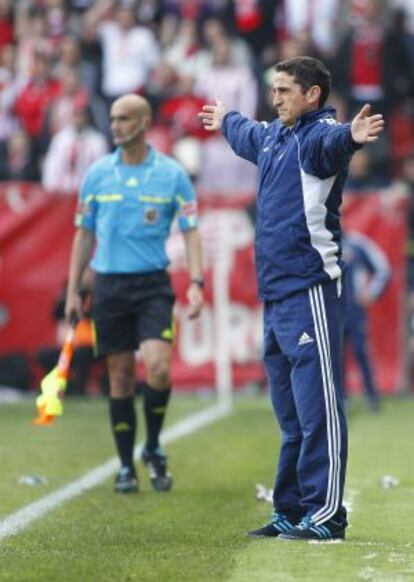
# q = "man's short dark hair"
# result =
<box><xmin>275</xmin><ymin>56</ymin><xmax>331</xmax><ymax>107</ymax></box>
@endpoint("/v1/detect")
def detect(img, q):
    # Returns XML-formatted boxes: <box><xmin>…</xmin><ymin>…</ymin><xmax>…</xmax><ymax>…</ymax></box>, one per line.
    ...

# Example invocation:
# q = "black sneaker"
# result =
<box><xmin>141</xmin><ymin>447</ymin><xmax>172</xmax><ymax>492</ymax></box>
<box><xmin>248</xmin><ymin>511</ymin><xmax>299</xmax><ymax>537</ymax></box>
<box><xmin>279</xmin><ymin>515</ymin><xmax>346</xmax><ymax>541</ymax></box>
<box><xmin>114</xmin><ymin>466</ymin><xmax>138</xmax><ymax>494</ymax></box>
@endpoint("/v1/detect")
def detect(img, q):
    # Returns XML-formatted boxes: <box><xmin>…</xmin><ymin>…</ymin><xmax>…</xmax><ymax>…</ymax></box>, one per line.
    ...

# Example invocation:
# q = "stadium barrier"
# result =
<box><xmin>0</xmin><ymin>182</ymin><xmax>408</xmax><ymax>393</ymax></box>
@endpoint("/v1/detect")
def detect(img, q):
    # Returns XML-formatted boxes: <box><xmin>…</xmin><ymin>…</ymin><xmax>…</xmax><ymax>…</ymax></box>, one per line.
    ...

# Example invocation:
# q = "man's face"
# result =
<box><xmin>110</xmin><ymin>102</ymin><xmax>146</xmax><ymax>147</ymax></box>
<box><xmin>117</xmin><ymin>7</ymin><xmax>135</xmax><ymax>30</ymax></box>
<box><xmin>271</xmin><ymin>71</ymin><xmax>317</xmax><ymax>127</ymax></box>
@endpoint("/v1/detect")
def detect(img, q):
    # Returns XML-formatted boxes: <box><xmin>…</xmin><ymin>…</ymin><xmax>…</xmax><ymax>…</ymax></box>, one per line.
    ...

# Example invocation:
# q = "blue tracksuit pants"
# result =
<box><xmin>263</xmin><ymin>277</ymin><xmax>348</xmax><ymax>525</ymax></box>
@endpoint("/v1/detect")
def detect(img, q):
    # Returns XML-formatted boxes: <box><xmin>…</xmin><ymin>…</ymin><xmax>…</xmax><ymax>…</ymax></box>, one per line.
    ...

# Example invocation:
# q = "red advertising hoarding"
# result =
<box><xmin>0</xmin><ymin>183</ymin><xmax>407</xmax><ymax>392</ymax></box>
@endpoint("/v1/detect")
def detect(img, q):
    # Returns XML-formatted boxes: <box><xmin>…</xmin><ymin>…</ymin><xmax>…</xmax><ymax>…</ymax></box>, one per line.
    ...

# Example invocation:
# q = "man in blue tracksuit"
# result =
<box><xmin>343</xmin><ymin>231</ymin><xmax>391</xmax><ymax>410</ymax></box>
<box><xmin>200</xmin><ymin>56</ymin><xmax>384</xmax><ymax>540</ymax></box>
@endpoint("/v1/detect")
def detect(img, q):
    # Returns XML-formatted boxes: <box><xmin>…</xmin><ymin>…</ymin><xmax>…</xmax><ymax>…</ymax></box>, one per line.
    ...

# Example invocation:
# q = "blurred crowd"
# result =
<box><xmin>0</xmin><ymin>0</ymin><xmax>413</xmax><ymax>195</ymax></box>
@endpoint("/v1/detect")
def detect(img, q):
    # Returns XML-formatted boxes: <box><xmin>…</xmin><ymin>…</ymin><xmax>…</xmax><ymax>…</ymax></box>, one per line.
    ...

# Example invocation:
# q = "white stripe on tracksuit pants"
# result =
<box><xmin>264</xmin><ymin>277</ymin><xmax>348</xmax><ymax>526</ymax></box>
<box><xmin>309</xmin><ymin>284</ymin><xmax>341</xmax><ymax>525</ymax></box>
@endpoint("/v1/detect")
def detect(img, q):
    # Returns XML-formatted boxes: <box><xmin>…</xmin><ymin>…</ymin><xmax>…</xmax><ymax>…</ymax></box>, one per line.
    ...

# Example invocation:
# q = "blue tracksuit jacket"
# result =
<box><xmin>222</xmin><ymin>107</ymin><xmax>362</xmax><ymax>300</ymax></box>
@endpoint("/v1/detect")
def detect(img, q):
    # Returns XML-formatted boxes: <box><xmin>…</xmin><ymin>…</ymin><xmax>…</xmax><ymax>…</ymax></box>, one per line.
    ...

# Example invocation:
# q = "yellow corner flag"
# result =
<box><xmin>33</xmin><ymin>326</ymin><xmax>76</xmax><ymax>426</ymax></box>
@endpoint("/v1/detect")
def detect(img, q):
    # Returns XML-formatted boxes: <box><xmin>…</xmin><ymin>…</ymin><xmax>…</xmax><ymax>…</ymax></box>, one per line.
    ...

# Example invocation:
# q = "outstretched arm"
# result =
<box><xmin>198</xmin><ymin>99</ymin><xmax>266</xmax><ymax>165</ymax></box>
<box><xmin>309</xmin><ymin>103</ymin><xmax>385</xmax><ymax>177</ymax></box>
<box><xmin>351</xmin><ymin>104</ymin><xmax>384</xmax><ymax>144</ymax></box>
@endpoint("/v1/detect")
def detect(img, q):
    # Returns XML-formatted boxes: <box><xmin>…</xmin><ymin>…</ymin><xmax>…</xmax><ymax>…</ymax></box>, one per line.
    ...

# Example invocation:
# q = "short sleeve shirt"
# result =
<box><xmin>75</xmin><ymin>146</ymin><xmax>198</xmax><ymax>273</ymax></box>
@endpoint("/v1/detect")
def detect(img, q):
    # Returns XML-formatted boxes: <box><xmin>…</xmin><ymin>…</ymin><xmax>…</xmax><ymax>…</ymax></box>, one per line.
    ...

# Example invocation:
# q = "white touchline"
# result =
<box><xmin>0</xmin><ymin>401</ymin><xmax>231</xmax><ymax>542</ymax></box>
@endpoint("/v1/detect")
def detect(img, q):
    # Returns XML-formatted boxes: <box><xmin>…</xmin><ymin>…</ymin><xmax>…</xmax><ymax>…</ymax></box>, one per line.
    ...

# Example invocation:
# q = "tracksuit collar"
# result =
<box><xmin>294</xmin><ymin>106</ymin><xmax>337</xmax><ymax>130</ymax></box>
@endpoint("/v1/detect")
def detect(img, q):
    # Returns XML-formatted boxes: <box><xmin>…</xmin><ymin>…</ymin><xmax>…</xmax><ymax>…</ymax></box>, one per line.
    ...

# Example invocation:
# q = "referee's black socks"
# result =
<box><xmin>143</xmin><ymin>384</ymin><xmax>171</xmax><ymax>452</ymax></box>
<box><xmin>109</xmin><ymin>396</ymin><xmax>136</xmax><ymax>470</ymax></box>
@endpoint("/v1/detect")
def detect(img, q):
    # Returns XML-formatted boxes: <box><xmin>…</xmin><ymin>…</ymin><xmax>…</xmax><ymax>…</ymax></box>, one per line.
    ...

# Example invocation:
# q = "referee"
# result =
<box><xmin>65</xmin><ymin>94</ymin><xmax>204</xmax><ymax>493</ymax></box>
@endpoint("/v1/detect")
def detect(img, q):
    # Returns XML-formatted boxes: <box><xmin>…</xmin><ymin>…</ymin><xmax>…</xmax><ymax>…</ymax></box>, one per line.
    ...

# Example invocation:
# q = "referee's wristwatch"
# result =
<box><xmin>190</xmin><ymin>277</ymin><xmax>205</xmax><ymax>289</ymax></box>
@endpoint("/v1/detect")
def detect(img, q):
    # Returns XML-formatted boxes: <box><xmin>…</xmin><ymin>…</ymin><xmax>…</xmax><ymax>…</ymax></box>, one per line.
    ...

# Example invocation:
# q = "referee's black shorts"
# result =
<box><xmin>92</xmin><ymin>270</ymin><xmax>175</xmax><ymax>357</ymax></box>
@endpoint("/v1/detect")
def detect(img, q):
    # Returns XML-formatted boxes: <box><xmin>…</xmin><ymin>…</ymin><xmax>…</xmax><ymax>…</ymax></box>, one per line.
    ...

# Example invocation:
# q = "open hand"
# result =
<box><xmin>351</xmin><ymin>104</ymin><xmax>384</xmax><ymax>144</ymax></box>
<box><xmin>198</xmin><ymin>99</ymin><xmax>227</xmax><ymax>132</ymax></box>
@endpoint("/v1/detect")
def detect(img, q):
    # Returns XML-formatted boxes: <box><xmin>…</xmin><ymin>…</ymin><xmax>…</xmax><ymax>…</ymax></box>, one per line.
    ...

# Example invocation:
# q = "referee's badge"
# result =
<box><xmin>144</xmin><ymin>207</ymin><xmax>159</xmax><ymax>224</ymax></box>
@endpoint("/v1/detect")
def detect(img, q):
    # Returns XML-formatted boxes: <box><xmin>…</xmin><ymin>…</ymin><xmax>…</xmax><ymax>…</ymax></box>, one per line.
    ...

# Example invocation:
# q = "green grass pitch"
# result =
<box><xmin>0</xmin><ymin>393</ymin><xmax>413</xmax><ymax>581</ymax></box>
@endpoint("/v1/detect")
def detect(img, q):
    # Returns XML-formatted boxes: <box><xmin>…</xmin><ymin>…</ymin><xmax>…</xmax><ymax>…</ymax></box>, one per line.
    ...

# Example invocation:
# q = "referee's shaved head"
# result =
<box><xmin>111</xmin><ymin>94</ymin><xmax>153</xmax><ymax>150</ymax></box>
<box><xmin>113</xmin><ymin>94</ymin><xmax>152</xmax><ymax>120</ymax></box>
